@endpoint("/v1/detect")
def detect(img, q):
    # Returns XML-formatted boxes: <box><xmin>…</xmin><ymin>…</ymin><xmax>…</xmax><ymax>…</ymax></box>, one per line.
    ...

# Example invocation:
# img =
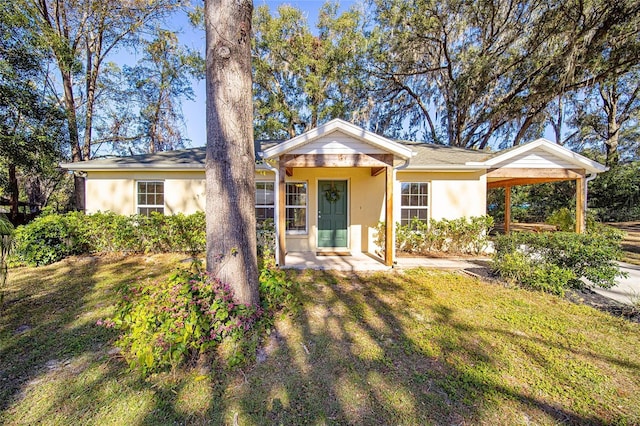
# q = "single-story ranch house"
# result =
<box><xmin>61</xmin><ymin>119</ymin><xmax>607</xmax><ymax>267</ymax></box>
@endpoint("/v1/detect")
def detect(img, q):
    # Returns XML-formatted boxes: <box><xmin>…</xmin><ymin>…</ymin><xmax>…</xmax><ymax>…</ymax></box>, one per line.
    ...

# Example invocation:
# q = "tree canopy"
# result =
<box><xmin>2</xmin><ymin>0</ymin><xmax>639</xmax><ymax>219</ymax></box>
<box><xmin>252</xmin><ymin>3</ymin><xmax>369</xmax><ymax>140</ymax></box>
<box><xmin>367</xmin><ymin>0</ymin><xmax>640</xmax><ymax>148</ymax></box>
<box><xmin>0</xmin><ymin>1</ymin><xmax>65</xmax><ymax>218</ymax></box>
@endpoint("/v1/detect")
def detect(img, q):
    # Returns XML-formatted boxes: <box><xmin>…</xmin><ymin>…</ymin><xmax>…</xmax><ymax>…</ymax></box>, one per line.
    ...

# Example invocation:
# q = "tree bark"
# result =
<box><xmin>8</xmin><ymin>164</ymin><xmax>18</xmax><ymax>221</ymax></box>
<box><xmin>603</xmin><ymin>87</ymin><xmax>621</xmax><ymax>167</ymax></box>
<box><xmin>204</xmin><ymin>0</ymin><xmax>259</xmax><ymax>305</ymax></box>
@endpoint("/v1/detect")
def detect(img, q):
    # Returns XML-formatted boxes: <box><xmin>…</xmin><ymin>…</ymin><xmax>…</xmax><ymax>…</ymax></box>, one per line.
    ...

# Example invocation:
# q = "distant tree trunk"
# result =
<box><xmin>605</xmin><ymin>125</ymin><xmax>620</xmax><ymax>167</ymax></box>
<box><xmin>204</xmin><ymin>0</ymin><xmax>259</xmax><ymax>305</ymax></box>
<box><xmin>62</xmin><ymin>70</ymin><xmax>86</xmax><ymax>211</ymax></box>
<box><xmin>8</xmin><ymin>164</ymin><xmax>18</xmax><ymax>221</ymax></box>
<box><xmin>603</xmin><ymin>90</ymin><xmax>621</xmax><ymax>167</ymax></box>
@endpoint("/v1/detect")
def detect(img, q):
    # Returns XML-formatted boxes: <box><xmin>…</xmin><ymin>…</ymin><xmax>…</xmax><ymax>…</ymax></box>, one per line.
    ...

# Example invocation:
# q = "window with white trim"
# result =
<box><xmin>285</xmin><ymin>182</ymin><xmax>307</xmax><ymax>233</ymax></box>
<box><xmin>400</xmin><ymin>182</ymin><xmax>429</xmax><ymax>226</ymax></box>
<box><xmin>255</xmin><ymin>181</ymin><xmax>275</xmax><ymax>222</ymax></box>
<box><xmin>137</xmin><ymin>181</ymin><xmax>164</xmax><ymax>215</ymax></box>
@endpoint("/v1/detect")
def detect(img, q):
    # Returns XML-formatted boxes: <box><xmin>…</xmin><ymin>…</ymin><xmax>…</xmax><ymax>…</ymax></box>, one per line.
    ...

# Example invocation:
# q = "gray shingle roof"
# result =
<box><xmin>63</xmin><ymin>147</ymin><xmax>207</xmax><ymax>169</ymax></box>
<box><xmin>398</xmin><ymin>141</ymin><xmax>491</xmax><ymax>168</ymax></box>
<box><xmin>59</xmin><ymin>140</ymin><xmax>493</xmax><ymax>171</ymax></box>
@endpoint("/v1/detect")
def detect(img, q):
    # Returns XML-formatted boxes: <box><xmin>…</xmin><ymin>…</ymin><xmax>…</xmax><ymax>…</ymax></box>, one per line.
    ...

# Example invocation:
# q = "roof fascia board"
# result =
<box><xmin>261</xmin><ymin>118</ymin><xmax>414</xmax><ymax>160</ymax></box>
<box><xmin>60</xmin><ymin>165</ymin><xmax>203</xmax><ymax>172</ymax></box>
<box><xmin>403</xmin><ymin>165</ymin><xmax>486</xmax><ymax>172</ymax></box>
<box><xmin>60</xmin><ymin>165</ymin><xmax>272</xmax><ymax>172</ymax></box>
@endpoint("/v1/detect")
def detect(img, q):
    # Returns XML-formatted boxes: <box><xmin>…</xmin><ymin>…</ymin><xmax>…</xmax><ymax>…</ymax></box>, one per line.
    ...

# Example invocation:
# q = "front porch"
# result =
<box><xmin>282</xmin><ymin>251</ymin><xmax>487</xmax><ymax>272</ymax></box>
<box><xmin>282</xmin><ymin>252</ymin><xmax>390</xmax><ymax>271</ymax></box>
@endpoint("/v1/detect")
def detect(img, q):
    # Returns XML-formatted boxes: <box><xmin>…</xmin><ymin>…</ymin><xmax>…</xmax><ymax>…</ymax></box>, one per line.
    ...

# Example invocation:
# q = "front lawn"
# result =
<box><xmin>1</xmin><ymin>254</ymin><xmax>639</xmax><ymax>424</ymax></box>
<box><xmin>608</xmin><ymin>222</ymin><xmax>640</xmax><ymax>265</ymax></box>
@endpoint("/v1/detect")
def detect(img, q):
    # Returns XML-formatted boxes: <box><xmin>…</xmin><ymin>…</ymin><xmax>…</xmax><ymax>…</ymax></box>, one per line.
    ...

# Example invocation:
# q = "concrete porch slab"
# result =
<box><xmin>282</xmin><ymin>252</ymin><xmax>390</xmax><ymax>272</ymax></box>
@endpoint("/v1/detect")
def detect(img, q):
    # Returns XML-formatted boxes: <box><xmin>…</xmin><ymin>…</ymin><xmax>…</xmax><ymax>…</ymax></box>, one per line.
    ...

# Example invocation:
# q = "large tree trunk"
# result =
<box><xmin>204</xmin><ymin>0</ymin><xmax>259</xmax><ymax>305</ymax></box>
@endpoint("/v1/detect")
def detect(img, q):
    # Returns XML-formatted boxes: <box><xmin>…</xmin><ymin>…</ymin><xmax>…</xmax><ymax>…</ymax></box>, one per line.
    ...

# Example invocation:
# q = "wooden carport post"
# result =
<box><xmin>575</xmin><ymin>176</ymin><xmax>585</xmax><ymax>234</ymax></box>
<box><xmin>504</xmin><ymin>185</ymin><xmax>511</xmax><ymax>234</ymax></box>
<box><xmin>385</xmin><ymin>166</ymin><xmax>394</xmax><ymax>266</ymax></box>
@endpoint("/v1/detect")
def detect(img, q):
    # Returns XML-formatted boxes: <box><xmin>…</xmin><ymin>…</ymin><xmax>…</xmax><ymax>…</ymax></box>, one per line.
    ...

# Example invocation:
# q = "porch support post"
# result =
<box><xmin>504</xmin><ymin>185</ymin><xmax>511</xmax><ymax>234</ymax></box>
<box><xmin>575</xmin><ymin>177</ymin><xmax>585</xmax><ymax>234</ymax></box>
<box><xmin>278</xmin><ymin>161</ymin><xmax>287</xmax><ymax>265</ymax></box>
<box><xmin>385</xmin><ymin>166</ymin><xmax>394</xmax><ymax>266</ymax></box>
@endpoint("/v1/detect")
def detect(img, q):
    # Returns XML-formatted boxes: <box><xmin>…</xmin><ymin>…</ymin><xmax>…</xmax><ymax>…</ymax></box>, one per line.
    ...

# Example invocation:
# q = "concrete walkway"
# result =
<box><xmin>282</xmin><ymin>252</ymin><xmax>489</xmax><ymax>273</ymax></box>
<box><xmin>590</xmin><ymin>262</ymin><xmax>640</xmax><ymax>306</ymax></box>
<box><xmin>283</xmin><ymin>252</ymin><xmax>640</xmax><ymax>307</ymax></box>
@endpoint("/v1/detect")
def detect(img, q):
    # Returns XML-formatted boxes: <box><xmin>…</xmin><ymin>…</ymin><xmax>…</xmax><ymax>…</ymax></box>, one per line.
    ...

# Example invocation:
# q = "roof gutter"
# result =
<box><xmin>583</xmin><ymin>173</ymin><xmax>599</xmax><ymax>227</ymax></box>
<box><xmin>259</xmin><ymin>156</ymin><xmax>281</xmax><ymax>266</ymax></box>
<box><xmin>390</xmin><ymin>158</ymin><xmax>411</xmax><ymax>265</ymax></box>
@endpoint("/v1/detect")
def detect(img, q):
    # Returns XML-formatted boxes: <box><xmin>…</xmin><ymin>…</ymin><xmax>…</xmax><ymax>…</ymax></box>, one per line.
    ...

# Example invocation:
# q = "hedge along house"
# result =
<box><xmin>60</xmin><ymin>119</ymin><xmax>607</xmax><ymax>267</ymax></box>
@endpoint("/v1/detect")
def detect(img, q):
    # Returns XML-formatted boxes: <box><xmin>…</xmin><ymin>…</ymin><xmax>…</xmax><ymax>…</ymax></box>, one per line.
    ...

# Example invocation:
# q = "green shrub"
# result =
<box><xmin>492</xmin><ymin>251</ymin><xmax>575</xmax><ymax>295</ymax></box>
<box><xmin>546</xmin><ymin>207</ymin><xmax>573</xmax><ymax>232</ymax></box>
<box><xmin>87</xmin><ymin>211</ymin><xmax>141</xmax><ymax>252</ymax></box>
<box><xmin>104</xmin><ymin>257</ymin><xmax>294</xmax><ymax>376</ymax></box>
<box><xmin>13</xmin><ymin>212</ymin><xmax>89</xmax><ymax>266</ymax></box>
<box><xmin>545</xmin><ymin>207</ymin><xmax>601</xmax><ymax>232</ymax></box>
<box><xmin>0</xmin><ymin>214</ymin><xmax>14</xmax><ymax>312</ymax></box>
<box><xmin>135</xmin><ymin>212</ymin><xmax>206</xmax><ymax>254</ymax></box>
<box><xmin>12</xmin><ymin>211</ymin><xmax>269</xmax><ymax>265</ymax></box>
<box><xmin>492</xmin><ymin>229</ymin><xmax>626</xmax><ymax>295</ymax></box>
<box><xmin>258</xmin><ymin>252</ymin><xmax>294</xmax><ymax>315</ymax></box>
<box><xmin>106</xmin><ymin>266</ymin><xmax>262</xmax><ymax>374</ymax></box>
<box><xmin>376</xmin><ymin>215</ymin><xmax>494</xmax><ymax>256</ymax></box>
<box><xmin>257</xmin><ymin>219</ymin><xmax>276</xmax><ymax>258</ymax></box>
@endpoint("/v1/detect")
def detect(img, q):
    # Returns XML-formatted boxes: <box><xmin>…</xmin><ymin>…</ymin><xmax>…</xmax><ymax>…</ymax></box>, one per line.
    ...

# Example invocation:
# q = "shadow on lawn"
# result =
<box><xmin>0</xmin><ymin>256</ymin><xmax>182</xmax><ymax>420</ymax></box>
<box><xmin>211</xmin><ymin>269</ymin><xmax>621</xmax><ymax>425</ymax></box>
<box><xmin>3</xmin><ymin>260</ymin><xmax>634</xmax><ymax>424</ymax></box>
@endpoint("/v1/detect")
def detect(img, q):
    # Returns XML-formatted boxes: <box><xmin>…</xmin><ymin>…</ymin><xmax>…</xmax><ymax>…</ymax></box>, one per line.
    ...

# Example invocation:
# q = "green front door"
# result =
<box><xmin>317</xmin><ymin>180</ymin><xmax>348</xmax><ymax>248</ymax></box>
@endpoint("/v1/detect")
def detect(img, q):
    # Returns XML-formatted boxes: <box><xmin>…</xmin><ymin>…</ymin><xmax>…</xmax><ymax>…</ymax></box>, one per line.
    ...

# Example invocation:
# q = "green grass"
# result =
<box><xmin>608</xmin><ymin>222</ymin><xmax>640</xmax><ymax>265</ymax></box>
<box><xmin>1</xmin><ymin>254</ymin><xmax>640</xmax><ymax>424</ymax></box>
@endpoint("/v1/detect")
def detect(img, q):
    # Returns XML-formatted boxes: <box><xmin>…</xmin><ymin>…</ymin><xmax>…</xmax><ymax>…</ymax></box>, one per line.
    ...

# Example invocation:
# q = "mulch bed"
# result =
<box><xmin>565</xmin><ymin>287</ymin><xmax>640</xmax><ymax>323</ymax></box>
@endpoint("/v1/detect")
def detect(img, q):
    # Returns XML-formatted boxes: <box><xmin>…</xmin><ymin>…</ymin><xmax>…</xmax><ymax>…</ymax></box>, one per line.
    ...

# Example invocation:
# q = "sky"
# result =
<box><xmin>164</xmin><ymin>1</ymin><xmax>360</xmax><ymax>148</ymax></box>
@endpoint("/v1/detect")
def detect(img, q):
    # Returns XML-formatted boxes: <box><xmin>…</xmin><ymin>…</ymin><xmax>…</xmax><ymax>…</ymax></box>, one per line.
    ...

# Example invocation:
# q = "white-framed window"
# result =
<box><xmin>286</xmin><ymin>182</ymin><xmax>307</xmax><ymax>233</ymax></box>
<box><xmin>137</xmin><ymin>181</ymin><xmax>164</xmax><ymax>216</ymax></box>
<box><xmin>255</xmin><ymin>181</ymin><xmax>275</xmax><ymax>222</ymax></box>
<box><xmin>400</xmin><ymin>182</ymin><xmax>429</xmax><ymax>226</ymax></box>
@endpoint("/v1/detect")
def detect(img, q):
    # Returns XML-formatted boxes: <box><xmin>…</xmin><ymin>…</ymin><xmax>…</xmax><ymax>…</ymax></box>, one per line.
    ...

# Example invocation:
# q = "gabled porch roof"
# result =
<box><xmin>467</xmin><ymin>138</ymin><xmax>608</xmax><ymax>176</ymax></box>
<box><xmin>260</xmin><ymin>118</ymin><xmax>415</xmax><ymax>161</ymax></box>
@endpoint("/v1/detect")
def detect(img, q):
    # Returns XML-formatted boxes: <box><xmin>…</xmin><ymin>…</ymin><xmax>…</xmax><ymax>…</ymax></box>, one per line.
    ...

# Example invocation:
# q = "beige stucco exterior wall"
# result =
<box><xmin>282</xmin><ymin>167</ymin><xmax>386</xmax><ymax>254</ymax></box>
<box><xmin>85</xmin><ymin>172</ymin><xmax>134</xmax><ymax>214</ymax></box>
<box><xmin>395</xmin><ymin>171</ymin><xmax>487</xmax><ymax>220</ymax></box>
<box><xmin>85</xmin><ymin>171</ymin><xmax>208</xmax><ymax>215</ymax></box>
<box><xmin>84</xmin><ymin>167</ymin><xmax>485</xmax><ymax>255</ymax></box>
<box><xmin>86</xmin><ymin>170</ymin><xmax>278</xmax><ymax>215</ymax></box>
